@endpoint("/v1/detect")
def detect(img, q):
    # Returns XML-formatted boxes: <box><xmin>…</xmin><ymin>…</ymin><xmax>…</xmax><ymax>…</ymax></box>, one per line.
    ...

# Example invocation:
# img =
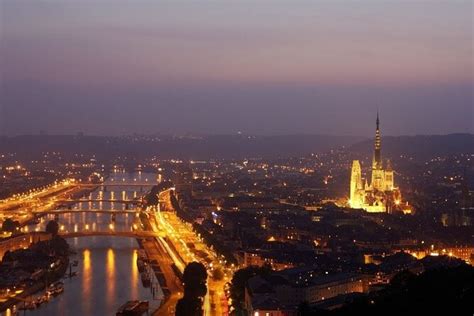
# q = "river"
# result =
<box><xmin>19</xmin><ymin>171</ymin><xmax>162</xmax><ymax>316</ymax></box>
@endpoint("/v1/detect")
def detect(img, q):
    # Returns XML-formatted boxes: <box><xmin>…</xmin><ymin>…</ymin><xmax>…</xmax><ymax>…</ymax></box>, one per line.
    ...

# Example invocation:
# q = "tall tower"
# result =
<box><xmin>350</xmin><ymin>160</ymin><xmax>363</xmax><ymax>208</ymax></box>
<box><xmin>373</xmin><ymin>111</ymin><xmax>382</xmax><ymax>169</ymax></box>
<box><xmin>384</xmin><ymin>159</ymin><xmax>394</xmax><ymax>191</ymax></box>
<box><xmin>371</xmin><ymin>111</ymin><xmax>384</xmax><ymax>190</ymax></box>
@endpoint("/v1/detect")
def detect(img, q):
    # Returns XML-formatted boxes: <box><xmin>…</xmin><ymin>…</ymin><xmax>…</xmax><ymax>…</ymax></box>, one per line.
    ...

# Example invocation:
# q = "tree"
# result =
<box><xmin>30</xmin><ymin>237</ymin><xmax>69</xmax><ymax>257</ymax></box>
<box><xmin>229</xmin><ymin>265</ymin><xmax>273</xmax><ymax>313</ymax></box>
<box><xmin>297</xmin><ymin>301</ymin><xmax>313</xmax><ymax>316</ymax></box>
<box><xmin>1</xmin><ymin>218</ymin><xmax>20</xmax><ymax>233</ymax></box>
<box><xmin>333</xmin><ymin>264</ymin><xmax>474</xmax><ymax>315</ymax></box>
<box><xmin>183</xmin><ymin>261</ymin><xmax>208</xmax><ymax>299</ymax></box>
<box><xmin>175</xmin><ymin>262</ymin><xmax>208</xmax><ymax>316</ymax></box>
<box><xmin>212</xmin><ymin>267</ymin><xmax>224</xmax><ymax>281</ymax></box>
<box><xmin>144</xmin><ymin>185</ymin><xmax>160</xmax><ymax>206</ymax></box>
<box><xmin>45</xmin><ymin>220</ymin><xmax>59</xmax><ymax>236</ymax></box>
<box><xmin>175</xmin><ymin>297</ymin><xmax>202</xmax><ymax>316</ymax></box>
<box><xmin>2</xmin><ymin>250</ymin><xmax>13</xmax><ymax>262</ymax></box>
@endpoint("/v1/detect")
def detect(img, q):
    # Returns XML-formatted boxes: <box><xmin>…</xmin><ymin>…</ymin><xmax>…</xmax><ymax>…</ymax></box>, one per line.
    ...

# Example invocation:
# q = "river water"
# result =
<box><xmin>19</xmin><ymin>171</ymin><xmax>162</xmax><ymax>316</ymax></box>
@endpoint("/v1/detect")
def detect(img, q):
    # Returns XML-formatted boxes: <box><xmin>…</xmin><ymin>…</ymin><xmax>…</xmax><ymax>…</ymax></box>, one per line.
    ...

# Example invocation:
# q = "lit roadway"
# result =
<box><xmin>0</xmin><ymin>179</ymin><xmax>147</xmax><ymax>226</ymax></box>
<box><xmin>1</xmin><ymin>182</ymin><xmax>232</xmax><ymax>315</ymax></box>
<box><xmin>0</xmin><ymin>179</ymin><xmax>87</xmax><ymax>225</ymax></box>
<box><xmin>151</xmin><ymin>189</ymin><xmax>233</xmax><ymax>316</ymax></box>
<box><xmin>0</xmin><ymin>179</ymin><xmax>76</xmax><ymax>211</ymax></box>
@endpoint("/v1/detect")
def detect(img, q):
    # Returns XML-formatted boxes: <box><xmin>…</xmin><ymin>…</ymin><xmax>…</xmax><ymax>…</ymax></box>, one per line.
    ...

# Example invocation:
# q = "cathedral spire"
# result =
<box><xmin>373</xmin><ymin>110</ymin><xmax>382</xmax><ymax>169</ymax></box>
<box><xmin>376</xmin><ymin>109</ymin><xmax>380</xmax><ymax>130</ymax></box>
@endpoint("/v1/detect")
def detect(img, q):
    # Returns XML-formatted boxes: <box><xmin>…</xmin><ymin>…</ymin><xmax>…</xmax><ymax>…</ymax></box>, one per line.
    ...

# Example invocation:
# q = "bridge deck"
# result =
<box><xmin>34</xmin><ymin>209</ymin><xmax>140</xmax><ymax>215</ymax></box>
<box><xmin>60</xmin><ymin>230</ymin><xmax>163</xmax><ymax>238</ymax></box>
<box><xmin>58</xmin><ymin>199</ymin><xmax>140</xmax><ymax>203</ymax></box>
<box><xmin>78</xmin><ymin>183</ymin><xmax>157</xmax><ymax>187</ymax></box>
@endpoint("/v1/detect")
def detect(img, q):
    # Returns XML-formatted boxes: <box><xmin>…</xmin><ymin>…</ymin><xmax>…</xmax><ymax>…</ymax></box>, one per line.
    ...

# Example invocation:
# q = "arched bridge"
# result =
<box><xmin>33</xmin><ymin>209</ymin><xmax>141</xmax><ymax>216</ymax></box>
<box><xmin>78</xmin><ymin>183</ymin><xmax>157</xmax><ymax>187</ymax></box>
<box><xmin>57</xmin><ymin>198</ymin><xmax>142</xmax><ymax>204</ymax></box>
<box><xmin>59</xmin><ymin>230</ymin><xmax>164</xmax><ymax>238</ymax></box>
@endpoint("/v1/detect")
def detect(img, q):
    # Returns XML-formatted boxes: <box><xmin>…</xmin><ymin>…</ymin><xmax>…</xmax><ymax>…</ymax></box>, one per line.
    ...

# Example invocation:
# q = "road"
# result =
<box><xmin>1</xmin><ymin>182</ymin><xmax>232</xmax><ymax>315</ymax></box>
<box><xmin>151</xmin><ymin>189</ymin><xmax>233</xmax><ymax>316</ymax></box>
<box><xmin>141</xmin><ymin>238</ymin><xmax>183</xmax><ymax>316</ymax></box>
<box><xmin>0</xmin><ymin>179</ymin><xmax>94</xmax><ymax>226</ymax></box>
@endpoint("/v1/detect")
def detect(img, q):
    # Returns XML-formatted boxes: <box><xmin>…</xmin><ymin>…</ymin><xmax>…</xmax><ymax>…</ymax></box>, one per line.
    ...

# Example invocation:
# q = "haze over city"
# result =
<box><xmin>1</xmin><ymin>0</ymin><xmax>472</xmax><ymax>136</ymax></box>
<box><xmin>0</xmin><ymin>1</ymin><xmax>474</xmax><ymax>316</ymax></box>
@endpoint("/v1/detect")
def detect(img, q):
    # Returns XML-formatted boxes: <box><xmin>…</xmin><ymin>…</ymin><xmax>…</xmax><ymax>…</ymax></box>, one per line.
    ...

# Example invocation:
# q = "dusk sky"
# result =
<box><xmin>1</xmin><ymin>0</ymin><xmax>472</xmax><ymax>136</ymax></box>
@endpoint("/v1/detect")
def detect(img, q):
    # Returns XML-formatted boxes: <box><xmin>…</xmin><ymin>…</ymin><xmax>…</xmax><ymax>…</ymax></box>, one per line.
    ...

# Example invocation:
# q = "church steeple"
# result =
<box><xmin>349</xmin><ymin>112</ymin><xmax>409</xmax><ymax>213</ymax></box>
<box><xmin>373</xmin><ymin>110</ymin><xmax>382</xmax><ymax>169</ymax></box>
<box><xmin>376</xmin><ymin>110</ymin><xmax>380</xmax><ymax>130</ymax></box>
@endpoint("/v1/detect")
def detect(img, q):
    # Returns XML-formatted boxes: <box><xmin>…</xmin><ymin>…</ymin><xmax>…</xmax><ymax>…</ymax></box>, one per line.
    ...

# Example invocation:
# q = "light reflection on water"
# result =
<box><xmin>20</xmin><ymin>172</ymin><xmax>161</xmax><ymax>316</ymax></box>
<box><xmin>131</xmin><ymin>250</ymin><xmax>139</xmax><ymax>299</ymax></box>
<box><xmin>106</xmin><ymin>248</ymin><xmax>116</xmax><ymax>308</ymax></box>
<box><xmin>82</xmin><ymin>249</ymin><xmax>92</xmax><ymax>315</ymax></box>
<box><xmin>24</xmin><ymin>237</ymin><xmax>156</xmax><ymax>316</ymax></box>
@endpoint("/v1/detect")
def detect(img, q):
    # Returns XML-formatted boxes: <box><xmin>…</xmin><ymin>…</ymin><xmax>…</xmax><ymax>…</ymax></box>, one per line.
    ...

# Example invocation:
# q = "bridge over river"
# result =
<box><xmin>78</xmin><ymin>182</ymin><xmax>157</xmax><ymax>188</ymax></box>
<box><xmin>57</xmin><ymin>198</ymin><xmax>142</xmax><ymax>204</ymax></box>
<box><xmin>59</xmin><ymin>230</ymin><xmax>164</xmax><ymax>238</ymax></box>
<box><xmin>33</xmin><ymin>209</ymin><xmax>141</xmax><ymax>216</ymax></box>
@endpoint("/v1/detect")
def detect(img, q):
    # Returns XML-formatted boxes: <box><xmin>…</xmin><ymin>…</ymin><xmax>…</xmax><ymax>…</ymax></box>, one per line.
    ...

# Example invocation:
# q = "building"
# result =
<box><xmin>405</xmin><ymin>246</ymin><xmax>474</xmax><ymax>265</ymax></box>
<box><xmin>245</xmin><ymin>269</ymin><xmax>370</xmax><ymax>315</ymax></box>
<box><xmin>241</xmin><ymin>251</ymin><xmax>294</xmax><ymax>271</ymax></box>
<box><xmin>349</xmin><ymin>113</ymin><xmax>410</xmax><ymax>213</ymax></box>
<box><xmin>0</xmin><ymin>232</ymin><xmax>52</xmax><ymax>259</ymax></box>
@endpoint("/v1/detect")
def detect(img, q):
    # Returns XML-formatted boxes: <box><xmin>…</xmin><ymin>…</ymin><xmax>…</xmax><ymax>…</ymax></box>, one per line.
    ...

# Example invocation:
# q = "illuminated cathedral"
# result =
<box><xmin>349</xmin><ymin>113</ymin><xmax>410</xmax><ymax>213</ymax></box>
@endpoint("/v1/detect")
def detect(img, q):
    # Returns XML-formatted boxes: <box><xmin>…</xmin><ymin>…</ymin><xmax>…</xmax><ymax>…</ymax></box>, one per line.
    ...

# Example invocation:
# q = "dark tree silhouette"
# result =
<box><xmin>175</xmin><ymin>261</ymin><xmax>208</xmax><ymax>316</ymax></box>
<box><xmin>212</xmin><ymin>267</ymin><xmax>224</xmax><ymax>281</ymax></box>
<box><xmin>175</xmin><ymin>297</ymin><xmax>202</xmax><ymax>316</ymax></box>
<box><xmin>1</xmin><ymin>218</ymin><xmax>20</xmax><ymax>233</ymax></box>
<box><xmin>332</xmin><ymin>263</ymin><xmax>474</xmax><ymax>316</ymax></box>
<box><xmin>297</xmin><ymin>301</ymin><xmax>313</xmax><ymax>316</ymax></box>
<box><xmin>229</xmin><ymin>265</ymin><xmax>272</xmax><ymax>314</ymax></box>
<box><xmin>183</xmin><ymin>261</ymin><xmax>208</xmax><ymax>299</ymax></box>
<box><xmin>45</xmin><ymin>220</ymin><xmax>59</xmax><ymax>236</ymax></box>
<box><xmin>2</xmin><ymin>250</ymin><xmax>13</xmax><ymax>262</ymax></box>
<box><xmin>144</xmin><ymin>185</ymin><xmax>160</xmax><ymax>206</ymax></box>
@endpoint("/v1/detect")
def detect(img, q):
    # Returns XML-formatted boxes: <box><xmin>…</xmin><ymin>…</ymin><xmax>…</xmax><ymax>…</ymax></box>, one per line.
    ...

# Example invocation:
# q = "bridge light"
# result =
<box><xmin>85</xmin><ymin>224</ymin><xmax>89</xmax><ymax>230</ymax></box>
<box><xmin>109</xmin><ymin>223</ymin><xmax>115</xmax><ymax>230</ymax></box>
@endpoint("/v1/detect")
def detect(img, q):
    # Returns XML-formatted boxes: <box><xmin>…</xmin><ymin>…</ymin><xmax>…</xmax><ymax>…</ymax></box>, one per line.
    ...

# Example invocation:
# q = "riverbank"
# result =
<box><xmin>0</xmin><ymin>256</ymin><xmax>69</xmax><ymax>312</ymax></box>
<box><xmin>3</xmin><ymin>172</ymin><xmax>160</xmax><ymax>315</ymax></box>
<box><xmin>141</xmin><ymin>238</ymin><xmax>183</xmax><ymax>316</ymax></box>
<box><xmin>137</xmin><ymin>214</ymin><xmax>183</xmax><ymax>316</ymax></box>
<box><xmin>17</xmin><ymin>185</ymin><xmax>98</xmax><ymax>228</ymax></box>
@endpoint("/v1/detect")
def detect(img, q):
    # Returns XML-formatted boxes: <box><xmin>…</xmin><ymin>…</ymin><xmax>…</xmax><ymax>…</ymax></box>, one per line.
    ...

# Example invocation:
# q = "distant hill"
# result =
<box><xmin>0</xmin><ymin>134</ymin><xmax>363</xmax><ymax>160</ymax></box>
<box><xmin>349</xmin><ymin>133</ymin><xmax>474</xmax><ymax>160</ymax></box>
<box><xmin>2</xmin><ymin>133</ymin><xmax>471</xmax><ymax>161</ymax></box>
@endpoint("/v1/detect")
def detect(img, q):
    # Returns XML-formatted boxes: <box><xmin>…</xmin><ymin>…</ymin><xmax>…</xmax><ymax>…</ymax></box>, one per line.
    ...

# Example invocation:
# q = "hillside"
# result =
<box><xmin>349</xmin><ymin>133</ymin><xmax>474</xmax><ymax>160</ymax></box>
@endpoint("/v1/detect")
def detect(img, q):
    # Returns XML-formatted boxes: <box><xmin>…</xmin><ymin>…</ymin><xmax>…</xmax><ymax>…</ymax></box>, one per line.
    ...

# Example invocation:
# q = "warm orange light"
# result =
<box><xmin>131</xmin><ymin>250</ymin><xmax>138</xmax><ymax>298</ymax></box>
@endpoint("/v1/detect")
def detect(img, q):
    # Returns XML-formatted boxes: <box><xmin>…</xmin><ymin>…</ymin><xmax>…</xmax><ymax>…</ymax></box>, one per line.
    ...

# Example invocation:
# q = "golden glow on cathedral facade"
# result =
<box><xmin>349</xmin><ymin>113</ymin><xmax>411</xmax><ymax>213</ymax></box>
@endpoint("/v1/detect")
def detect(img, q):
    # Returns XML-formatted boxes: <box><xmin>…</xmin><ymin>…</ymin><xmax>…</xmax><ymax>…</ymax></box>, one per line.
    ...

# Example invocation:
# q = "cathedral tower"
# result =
<box><xmin>371</xmin><ymin>111</ymin><xmax>384</xmax><ymax>190</ymax></box>
<box><xmin>350</xmin><ymin>160</ymin><xmax>363</xmax><ymax>208</ymax></box>
<box><xmin>373</xmin><ymin>111</ymin><xmax>382</xmax><ymax>169</ymax></box>
<box><xmin>384</xmin><ymin>159</ymin><xmax>394</xmax><ymax>191</ymax></box>
<box><xmin>349</xmin><ymin>112</ymin><xmax>408</xmax><ymax>213</ymax></box>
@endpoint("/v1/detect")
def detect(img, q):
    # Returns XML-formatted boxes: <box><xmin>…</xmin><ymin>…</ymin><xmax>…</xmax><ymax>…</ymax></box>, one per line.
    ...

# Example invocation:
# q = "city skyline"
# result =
<box><xmin>1</xmin><ymin>1</ymin><xmax>473</xmax><ymax>316</ymax></box>
<box><xmin>1</xmin><ymin>0</ymin><xmax>472</xmax><ymax>136</ymax></box>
